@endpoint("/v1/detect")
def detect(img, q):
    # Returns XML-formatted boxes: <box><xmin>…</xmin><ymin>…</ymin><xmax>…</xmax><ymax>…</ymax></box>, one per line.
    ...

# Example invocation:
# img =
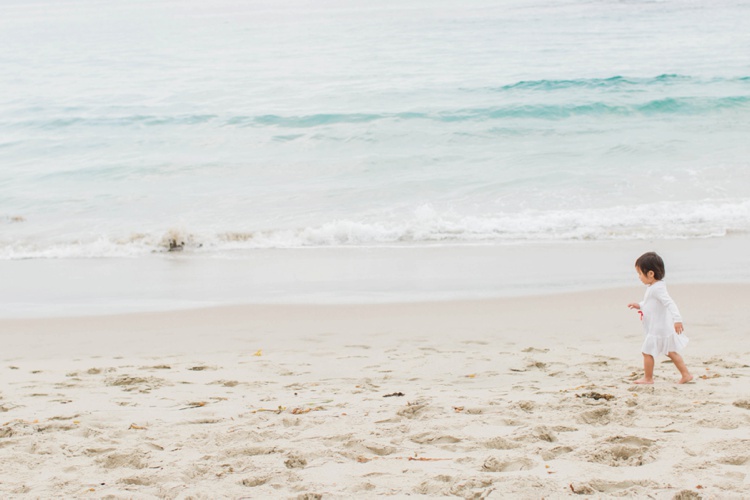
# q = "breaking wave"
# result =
<box><xmin>3</xmin><ymin>200</ymin><xmax>749</xmax><ymax>259</ymax></box>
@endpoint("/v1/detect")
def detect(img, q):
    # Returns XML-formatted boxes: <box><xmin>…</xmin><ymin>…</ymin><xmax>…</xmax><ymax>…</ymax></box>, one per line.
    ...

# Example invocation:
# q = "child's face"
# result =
<box><xmin>636</xmin><ymin>266</ymin><xmax>656</xmax><ymax>285</ymax></box>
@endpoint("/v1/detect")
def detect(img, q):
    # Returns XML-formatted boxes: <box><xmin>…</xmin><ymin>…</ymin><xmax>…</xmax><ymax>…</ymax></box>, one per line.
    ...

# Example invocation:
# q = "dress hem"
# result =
<box><xmin>640</xmin><ymin>334</ymin><xmax>689</xmax><ymax>357</ymax></box>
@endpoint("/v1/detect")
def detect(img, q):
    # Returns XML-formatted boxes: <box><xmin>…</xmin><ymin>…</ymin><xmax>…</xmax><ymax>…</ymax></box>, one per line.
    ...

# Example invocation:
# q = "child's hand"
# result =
<box><xmin>674</xmin><ymin>322</ymin><xmax>684</xmax><ymax>334</ymax></box>
<box><xmin>627</xmin><ymin>303</ymin><xmax>640</xmax><ymax>310</ymax></box>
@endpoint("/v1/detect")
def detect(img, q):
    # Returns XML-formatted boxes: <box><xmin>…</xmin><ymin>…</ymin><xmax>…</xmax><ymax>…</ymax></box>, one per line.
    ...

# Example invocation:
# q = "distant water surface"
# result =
<box><xmin>1</xmin><ymin>0</ymin><xmax>750</xmax><ymax>258</ymax></box>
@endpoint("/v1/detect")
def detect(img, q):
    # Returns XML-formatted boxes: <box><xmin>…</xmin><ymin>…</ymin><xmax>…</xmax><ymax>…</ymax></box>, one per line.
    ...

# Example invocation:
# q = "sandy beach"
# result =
<box><xmin>3</xmin><ymin>0</ymin><xmax>749</xmax><ymax>498</ymax></box>
<box><xmin>1</xmin><ymin>284</ymin><xmax>749</xmax><ymax>498</ymax></box>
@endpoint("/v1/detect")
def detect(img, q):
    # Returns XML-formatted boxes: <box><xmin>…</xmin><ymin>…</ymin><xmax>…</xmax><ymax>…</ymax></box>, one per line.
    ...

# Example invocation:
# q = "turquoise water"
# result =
<box><xmin>2</xmin><ymin>0</ymin><xmax>750</xmax><ymax>258</ymax></box>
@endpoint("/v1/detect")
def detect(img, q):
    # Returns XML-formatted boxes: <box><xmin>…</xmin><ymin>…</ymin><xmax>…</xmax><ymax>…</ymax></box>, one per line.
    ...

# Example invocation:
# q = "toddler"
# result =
<box><xmin>627</xmin><ymin>252</ymin><xmax>693</xmax><ymax>384</ymax></box>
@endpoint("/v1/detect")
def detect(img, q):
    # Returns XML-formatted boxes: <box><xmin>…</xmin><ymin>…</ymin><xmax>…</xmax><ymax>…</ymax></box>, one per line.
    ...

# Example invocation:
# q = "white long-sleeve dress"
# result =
<box><xmin>638</xmin><ymin>280</ymin><xmax>689</xmax><ymax>356</ymax></box>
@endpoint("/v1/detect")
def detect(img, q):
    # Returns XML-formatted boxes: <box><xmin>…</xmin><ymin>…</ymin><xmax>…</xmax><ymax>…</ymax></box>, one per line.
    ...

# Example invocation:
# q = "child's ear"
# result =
<box><xmin>647</xmin><ymin>270</ymin><xmax>655</xmax><ymax>278</ymax></box>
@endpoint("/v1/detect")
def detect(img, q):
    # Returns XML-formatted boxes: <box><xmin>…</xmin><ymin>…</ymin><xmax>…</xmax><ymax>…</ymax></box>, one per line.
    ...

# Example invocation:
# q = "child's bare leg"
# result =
<box><xmin>634</xmin><ymin>353</ymin><xmax>654</xmax><ymax>384</ymax></box>
<box><xmin>667</xmin><ymin>352</ymin><xmax>693</xmax><ymax>384</ymax></box>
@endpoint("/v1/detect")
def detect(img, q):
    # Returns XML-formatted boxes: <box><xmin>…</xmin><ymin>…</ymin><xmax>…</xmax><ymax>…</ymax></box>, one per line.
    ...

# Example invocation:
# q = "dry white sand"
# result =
<box><xmin>1</xmin><ymin>285</ymin><xmax>749</xmax><ymax>498</ymax></box>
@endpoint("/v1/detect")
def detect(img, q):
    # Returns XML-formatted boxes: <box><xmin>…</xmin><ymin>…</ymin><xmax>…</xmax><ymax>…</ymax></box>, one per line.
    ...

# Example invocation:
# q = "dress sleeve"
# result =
<box><xmin>653</xmin><ymin>284</ymin><xmax>682</xmax><ymax>323</ymax></box>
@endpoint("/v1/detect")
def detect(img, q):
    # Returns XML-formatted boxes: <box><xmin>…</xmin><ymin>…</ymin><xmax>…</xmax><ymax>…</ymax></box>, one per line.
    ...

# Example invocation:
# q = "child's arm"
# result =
<box><xmin>627</xmin><ymin>303</ymin><xmax>641</xmax><ymax>310</ymax></box>
<box><xmin>654</xmin><ymin>285</ymin><xmax>684</xmax><ymax>333</ymax></box>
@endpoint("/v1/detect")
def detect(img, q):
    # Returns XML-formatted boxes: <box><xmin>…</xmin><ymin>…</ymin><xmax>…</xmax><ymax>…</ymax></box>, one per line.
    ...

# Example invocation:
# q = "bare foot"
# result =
<box><xmin>678</xmin><ymin>374</ymin><xmax>694</xmax><ymax>384</ymax></box>
<box><xmin>633</xmin><ymin>378</ymin><xmax>654</xmax><ymax>385</ymax></box>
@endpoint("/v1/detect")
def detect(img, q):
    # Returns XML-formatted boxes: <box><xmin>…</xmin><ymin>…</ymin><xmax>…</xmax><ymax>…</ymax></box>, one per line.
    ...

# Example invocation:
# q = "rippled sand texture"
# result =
<box><xmin>2</xmin><ymin>286</ymin><xmax>749</xmax><ymax>498</ymax></box>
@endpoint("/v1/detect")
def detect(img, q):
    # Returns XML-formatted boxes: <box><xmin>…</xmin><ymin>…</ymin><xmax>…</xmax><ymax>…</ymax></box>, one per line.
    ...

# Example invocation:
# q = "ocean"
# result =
<box><xmin>1</xmin><ymin>0</ymin><xmax>750</xmax><ymax>315</ymax></box>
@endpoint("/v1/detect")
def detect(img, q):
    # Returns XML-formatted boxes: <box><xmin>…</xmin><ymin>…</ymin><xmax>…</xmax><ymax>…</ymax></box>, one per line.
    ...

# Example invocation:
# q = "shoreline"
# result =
<box><xmin>3</xmin><ymin>235</ymin><xmax>750</xmax><ymax>319</ymax></box>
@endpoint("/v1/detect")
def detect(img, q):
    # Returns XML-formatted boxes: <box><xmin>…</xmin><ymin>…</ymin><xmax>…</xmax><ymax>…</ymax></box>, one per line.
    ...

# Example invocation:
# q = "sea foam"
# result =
<box><xmin>2</xmin><ymin>200</ymin><xmax>749</xmax><ymax>259</ymax></box>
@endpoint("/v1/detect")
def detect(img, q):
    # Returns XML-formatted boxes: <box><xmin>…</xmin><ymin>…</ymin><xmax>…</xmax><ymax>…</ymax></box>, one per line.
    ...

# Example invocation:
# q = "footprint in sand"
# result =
<box><xmin>105</xmin><ymin>375</ymin><xmax>168</xmax><ymax>393</ymax></box>
<box><xmin>484</xmin><ymin>436</ymin><xmax>521</xmax><ymax>450</ymax></box>
<box><xmin>525</xmin><ymin>360</ymin><xmax>548</xmax><ymax>371</ymax></box>
<box><xmin>188</xmin><ymin>365</ymin><xmax>218</xmax><ymax>371</ymax></box>
<box><xmin>514</xmin><ymin>401</ymin><xmax>536</xmax><ymax>413</ymax></box>
<box><xmin>222</xmin><ymin>445</ymin><xmax>281</xmax><ymax>459</ymax></box>
<box><xmin>118</xmin><ymin>475</ymin><xmax>157</xmax><ymax>486</ymax></box>
<box><xmin>141</xmin><ymin>364</ymin><xmax>172</xmax><ymax>370</ymax></box>
<box><xmin>284</xmin><ymin>454</ymin><xmax>307</xmax><ymax>469</ymax></box>
<box><xmin>591</xmin><ymin>479</ymin><xmax>656</xmax><ymax>493</ymax></box>
<box><xmin>295</xmin><ymin>494</ymin><xmax>322</xmax><ymax>500</ymax></box>
<box><xmin>416</xmin><ymin>477</ymin><xmax>494</xmax><ymax>497</ymax></box>
<box><xmin>396</xmin><ymin>403</ymin><xmax>432</xmax><ymax>419</ymax></box>
<box><xmin>521</xmin><ymin>347</ymin><xmax>549</xmax><ymax>353</ymax></box>
<box><xmin>719</xmin><ymin>455</ymin><xmax>750</xmax><ymax>466</ymax></box>
<box><xmin>514</xmin><ymin>425</ymin><xmax>557</xmax><ymax>443</ymax></box>
<box><xmin>239</xmin><ymin>476</ymin><xmax>270</xmax><ymax>488</ymax></box>
<box><xmin>98</xmin><ymin>451</ymin><xmax>149</xmax><ymax>469</ymax></box>
<box><xmin>343</xmin><ymin>439</ymin><xmax>397</xmax><ymax>457</ymax></box>
<box><xmin>354</xmin><ymin>379</ymin><xmax>381</xmax><ymax>393</ymax></box>
<box><xmin>577</xmin><ymin>407</ymin><xmax>611</xmax><ymax>425</ymax></box>
<box><xmin>33</xmin><ymin>422</ymin><xmax>78</xmax><ymax>434</ymax></box>
<box><xmin>608</xmin><ymin>436</ymin><xmax>655</xmax><ymax>447</ymax></box>
<box><xmin>696</xmin><ymin>416</ymin><xmax>740</xmax><ymax>430</ymax></box>
<box><xmin>410</xmin><ymin>432</ymin><xmax>462</xmax><ymax>445</ymax></box>
<box><xmin>703</xmin><ymin>357</ymin><xmax>748</xmax><ymax>369</ymax></box>
<box><xmin>706</xmin><ymin>439</ymin><xmax>750</xmax><ymax>466</ymax></box>
<box><xmin>540</xmin><ymin>446</ymin><xmax>574</xmax><ymax>460</ymax></box>
<box><xmin>570</xmin><ymin>479</ymin><xmax>656</xmax><ymax>495</ymax></box>
<box><xmin>355</xmin><ymin>481</ymin><xmax>377</xmax><ymax>492</ymax></box>
<box><xmin>580</xmin><ymin>436</ymin><xmax>657</xmax><ymax>467</ymax></box>
<box><xmin>671</xmin><ymin>490</ymin><xmax>702</xmax><ymax>500</ymax></box>
<box><xmin>481</xmin><ymin>456</ymin><xmax>535</xmax><ymax>472</ymax></box>
<box><xmin>210</xmin><ymin>379</ymin><xmax>239</xmax><ymax>387</ymax></box>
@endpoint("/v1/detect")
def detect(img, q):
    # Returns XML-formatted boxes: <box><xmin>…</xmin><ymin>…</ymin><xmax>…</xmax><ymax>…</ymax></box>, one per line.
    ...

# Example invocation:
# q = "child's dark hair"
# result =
<box><xmin>635</xmin><ymin>252</ymin><xmax>665</xmax><ymax>280</ymax></box>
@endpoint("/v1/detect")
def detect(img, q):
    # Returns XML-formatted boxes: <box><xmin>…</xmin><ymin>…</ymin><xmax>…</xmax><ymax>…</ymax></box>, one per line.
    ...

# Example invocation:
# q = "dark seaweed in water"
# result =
<box><xmin>167</xmin><ymin>238</ymin><xmax>184</xmax><ymax>252</ymax></box>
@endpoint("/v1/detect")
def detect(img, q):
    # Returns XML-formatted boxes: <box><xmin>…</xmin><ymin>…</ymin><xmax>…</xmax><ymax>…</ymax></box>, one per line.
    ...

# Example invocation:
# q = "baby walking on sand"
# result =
<box><xmin>627</xmin><ymin>252</ymin><xmax>693</xmax><ymax>384</ymax></box>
